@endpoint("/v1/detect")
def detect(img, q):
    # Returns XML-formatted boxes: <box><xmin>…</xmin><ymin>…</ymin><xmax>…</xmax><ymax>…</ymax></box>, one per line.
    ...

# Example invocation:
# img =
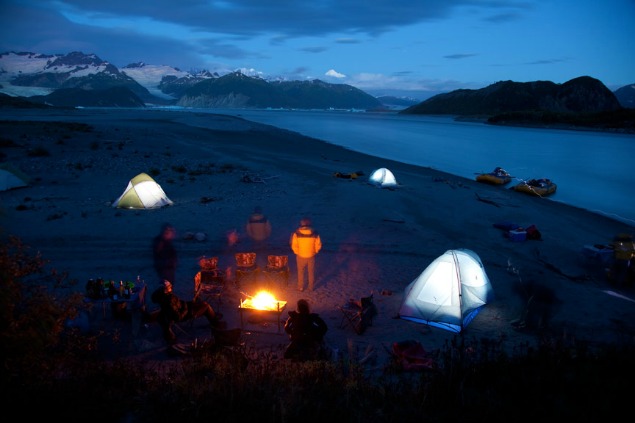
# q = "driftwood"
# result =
<box><xmin>321</xmin><ymin>155</ymin><xmax>342</xmax><ymax>162</ymax></box>
<box><xmin>475</xmin><ymin>192</ymin><xmax>501</xmax><ymax>207</ymax></box>
<box><xmin>33</xmin><ymin>196</ymin><xmax>70</xmax><ymax>201</ymax></box>
<box><xmin>199</xmin><ymin>196</ymin><xmax>219</xmax><ymax>204</ymax></box>
<box><xmin>533</xmin><ymin>248</ymin><xmax>588</xmax><ymax>282</ymax></box>
<box><xmin>241</xmin><ymin>173</ymin><xmax>279</xmax><ymax>184</ymax></box>
<box><xmin>382</xmin><ymin>217</ymin><xmax>405</xmax><ymax>223</ymax></box>
<box><xmin>474</xmin><ymin>192</ymin><xmax>520</xmax><ymax>208</ymax></box>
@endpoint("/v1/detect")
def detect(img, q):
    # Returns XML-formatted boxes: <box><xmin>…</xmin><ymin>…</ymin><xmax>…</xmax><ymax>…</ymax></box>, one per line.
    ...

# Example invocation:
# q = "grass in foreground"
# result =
<box><xmin>1</xmin><ymin>235</ymin><xmax>633</xmax><ymax>422</ymax></box>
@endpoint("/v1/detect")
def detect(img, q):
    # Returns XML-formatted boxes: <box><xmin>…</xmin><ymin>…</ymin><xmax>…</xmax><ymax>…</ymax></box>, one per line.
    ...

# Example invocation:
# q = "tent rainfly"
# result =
<box><xmin>368</xmin><ymin>167</ymin><xmax>398</xmax><ymax>188</ymax></box>
<box><xmin>112</xmin><ymin>173</ymin><xmax>173</xmax><ymax>209</ymax></box>
<box><xmin>398</xmin><ymin>249</ymin><xmax>493</xmax><ymax>333</ymax></box>
<box><xmin>0</xmin><ymin>165</ymin><xmax>29</xmax><ymax>191</ymax></box>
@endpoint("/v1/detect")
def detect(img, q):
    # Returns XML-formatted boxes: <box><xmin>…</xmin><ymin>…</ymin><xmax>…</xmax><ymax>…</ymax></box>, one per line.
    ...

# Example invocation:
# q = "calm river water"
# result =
<box><xmin>197</xmin><ymin>108</ymin><xmax>635</xmax><ymax>226</ymax></box>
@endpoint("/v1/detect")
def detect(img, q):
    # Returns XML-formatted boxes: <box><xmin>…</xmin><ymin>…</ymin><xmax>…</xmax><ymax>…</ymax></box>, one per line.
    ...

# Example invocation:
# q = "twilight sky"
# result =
<box><xmin>1</xmin><ymin>0</ymin><xmax>633</xmax><ymax>99</ymax></box>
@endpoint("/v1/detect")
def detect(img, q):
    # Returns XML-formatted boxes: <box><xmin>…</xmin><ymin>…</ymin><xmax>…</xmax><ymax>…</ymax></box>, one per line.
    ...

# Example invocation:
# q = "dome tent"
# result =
<box><xmin>368</xmin><ymin>167</ymin><xmax>398</xmax><ymax>188</ymax></box>
<box><xmin>112</xmin><ymin>173</ymin><xmax>173</xmax><ymax>209</ymax></box>
<box><xmin>0</xmin><ymin>163</ymin><xmax>29</xmax><ymax>191</ymax></box>
<box><xmin>398</xmin><ymin>249</ymin><xmax>494</xmax><ymax>333</ymax></box>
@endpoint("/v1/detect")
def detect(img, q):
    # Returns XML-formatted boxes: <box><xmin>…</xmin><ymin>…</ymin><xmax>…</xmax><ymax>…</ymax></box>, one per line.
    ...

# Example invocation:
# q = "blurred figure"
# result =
<box><xmin>245</xmin><ymin>205</ymin><xmax>272</xmax><ymax>251</ymax></box>
<box><xmin>284</xmin><ymin>299</ymin><xmax>328</xmax><ymax>361</ymax></box>
<box><xmin>226</xmin><ymin>228</ymin><xmax>240</xmax><ymax>247</ymax></box>
<box><xmin>511</xmin><ymin>279</ymin><xmax>559</xmax><ymax>332</ymax></box>
<box><xmin>608</xmin><ymin>234</ymin><xmax>634</xmax><ymax>288</ymax></box>
<box><xmin>152</xmin><ymin>223</ymin><xmax>178</xmax><ymax>285</ymax></box>
<box><xmin>290</xmin><ymin>217</ymin><xmax>322</xmax><ymax>292</ymax></box>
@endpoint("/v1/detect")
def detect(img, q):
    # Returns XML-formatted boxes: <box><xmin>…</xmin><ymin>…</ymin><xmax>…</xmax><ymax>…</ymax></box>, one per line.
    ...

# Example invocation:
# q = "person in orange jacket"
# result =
<box><xmin>290</xmin><ymin>217</ymin><xmax>322</xmax><ymax>292</ymax></box>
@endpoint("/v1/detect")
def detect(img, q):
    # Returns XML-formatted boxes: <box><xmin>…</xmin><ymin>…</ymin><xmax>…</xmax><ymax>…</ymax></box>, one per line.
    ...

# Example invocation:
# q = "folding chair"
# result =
<box><xmin>194</xmin><ymin>256</ymin><xmax>225</xmax><ymax>306</ymax></box>
<box><xmin>261</xmin><ymin>255</ymin><xmax>289</xmax><ymax>288</ymax></box>
<box><xmin>234</xmin><ymin>252</ymin><xmax>259</xmax><ymax>287</ymax></box>
<box><xmin>339</xmin><ymin>294</ymin><xmax>377</xmax><ymax>335</ymax></box>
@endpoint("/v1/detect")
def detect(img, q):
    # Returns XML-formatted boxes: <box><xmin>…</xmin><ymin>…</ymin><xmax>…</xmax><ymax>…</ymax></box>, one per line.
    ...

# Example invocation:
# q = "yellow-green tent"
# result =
<box><xmin>112</xmin><ymin>173</ymin><xmax>173</xmax><ymax>209</ymax></box>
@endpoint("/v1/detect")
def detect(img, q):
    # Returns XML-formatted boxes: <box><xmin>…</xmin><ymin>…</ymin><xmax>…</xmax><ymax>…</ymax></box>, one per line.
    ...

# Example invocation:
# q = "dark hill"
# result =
<box><xmin>177</xmin><ymin>71</ymin><xmax>382</xmax><ymax>110</ymax></box>
<box><xmin>401</xmin><ymin>76</ymin><xmax>621</xmax><ymax>116</ymax></box>
<box><xmin>29</xmin><ymin>87</ymin><xmax>146</xmax><ymax>108</ymax></box>
<box><xmin>0</xmin><ymin>92</ymin><xmax>52</xmax><ymax>109</ymax></box>
<box><xmin>400</xmin><ymin>76</ymin><xmax>634</xmax><ymax>132</ymax></box>
<box><xmin>614</xmin><ymin>83</ymin><xmax>635</xmax><ymax>109</ymax></box>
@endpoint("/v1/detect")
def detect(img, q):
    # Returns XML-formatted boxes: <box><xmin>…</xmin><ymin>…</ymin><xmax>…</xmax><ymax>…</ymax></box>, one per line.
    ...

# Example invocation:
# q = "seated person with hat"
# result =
<box><xmin>283</xmin><ymin>299</ymin><xmax>328</xmax><ymax>361</ymax></box>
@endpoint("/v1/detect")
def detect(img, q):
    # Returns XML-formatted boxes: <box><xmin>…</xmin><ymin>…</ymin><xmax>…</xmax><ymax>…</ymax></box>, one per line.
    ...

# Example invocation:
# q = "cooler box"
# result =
<box><xmin>581</xmin><ymin>244</ymin><xmax>614</xmax><ymax>266</ymax></box>
<box><xmin>508</xmin><ymin>229</ymin><xmax>527</xmax><ymax>242</ymax></box>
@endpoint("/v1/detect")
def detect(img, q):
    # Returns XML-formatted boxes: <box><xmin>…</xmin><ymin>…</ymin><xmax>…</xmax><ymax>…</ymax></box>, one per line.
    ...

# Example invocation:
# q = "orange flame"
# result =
<box><xmin>242</xmin><ymin>290</ymin><xmax>285</xmax><ymax>311</ymax></box>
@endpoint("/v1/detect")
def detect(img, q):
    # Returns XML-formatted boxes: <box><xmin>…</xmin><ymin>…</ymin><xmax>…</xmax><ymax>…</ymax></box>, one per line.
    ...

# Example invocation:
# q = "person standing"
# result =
<box><xmin>290</xmin><ymin>217</ymin><xmax>322</xmax><ymax>292</ymax></box>
<box><xmin>245</xmin><ymin>205</ymin><xmax>272</xmax><ymax>251</ymax></box>
<box><xmin>609</xmin><ymin>234</ymin><xmax>635</xmax><ymax>288</ymax></box>
<box><xmin>152</xmin><ymin>223</ymin><xmax>178</xmax><ymax>285</ymax></box>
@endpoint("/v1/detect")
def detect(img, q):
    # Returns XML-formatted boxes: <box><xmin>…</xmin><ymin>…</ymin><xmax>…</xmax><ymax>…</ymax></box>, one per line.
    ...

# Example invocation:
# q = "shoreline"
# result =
<box><xmin>200</xmin><ymin>107</ymin><xmax>635</xmax><ymax>226</ymax></box>
<box><xmin>1</xmin><ymin>107</ymin><xmax>634</xmax><ymax>366</ymax></box>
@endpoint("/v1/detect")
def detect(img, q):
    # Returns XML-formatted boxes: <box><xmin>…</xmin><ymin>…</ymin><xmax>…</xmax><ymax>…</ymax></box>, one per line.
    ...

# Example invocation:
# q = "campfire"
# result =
<box><xmin>240</xmin><ymin>290</ymin><xmax>287</xmax><ymax>311</ymax></box>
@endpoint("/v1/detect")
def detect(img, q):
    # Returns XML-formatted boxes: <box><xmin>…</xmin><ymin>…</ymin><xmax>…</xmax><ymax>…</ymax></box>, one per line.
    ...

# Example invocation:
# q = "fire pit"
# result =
<box><xmin>238</xmin><ymin>291</ymin><xmax>287</xmax><ymax>333</ymax></box>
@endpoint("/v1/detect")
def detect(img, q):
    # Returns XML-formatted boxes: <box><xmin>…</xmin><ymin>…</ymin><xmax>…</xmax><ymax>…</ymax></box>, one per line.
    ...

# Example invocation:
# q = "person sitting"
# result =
<box><xmin>283</xmin><ymin>299</ymin><xmax>328</xmax><ymax>361</ymax></box>
<box><xmin>150</xmin><ymin>280</ymin><xmax>223</xmax><ymax>353</ymax></box>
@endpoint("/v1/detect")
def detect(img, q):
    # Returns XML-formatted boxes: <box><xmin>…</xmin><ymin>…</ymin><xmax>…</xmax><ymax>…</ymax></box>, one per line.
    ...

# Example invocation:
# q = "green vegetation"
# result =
<box><xmin>1</xmin><ymin>235</ymin><xmax>633</xmax><ymax>421</ymax></box>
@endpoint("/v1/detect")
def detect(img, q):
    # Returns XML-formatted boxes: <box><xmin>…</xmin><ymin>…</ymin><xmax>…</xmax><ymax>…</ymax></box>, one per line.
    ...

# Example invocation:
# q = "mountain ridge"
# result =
<box><xmin>1</xmin><ymin>51</ymin><xmax>633</xmax><ymax>115</ymax></box>
<box><xmin>0</xmin><ymin>51</ymin><xmax>385</xmax><ymax>110</ymax></box>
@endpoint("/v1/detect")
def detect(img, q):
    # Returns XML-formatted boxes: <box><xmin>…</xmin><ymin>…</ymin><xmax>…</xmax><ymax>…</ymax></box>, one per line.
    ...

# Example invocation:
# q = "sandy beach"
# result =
<box><xmin>1</xmin><ymin>107</ymin><xmax>634</xmax><ymax>368</ymax></box>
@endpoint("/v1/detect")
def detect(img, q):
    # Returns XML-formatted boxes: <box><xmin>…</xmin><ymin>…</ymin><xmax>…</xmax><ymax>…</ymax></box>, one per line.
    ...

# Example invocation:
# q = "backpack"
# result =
<box><xmin>526</xmin><ymin>224</ymin><xmax>542</xmax><ymax>240</ymax></box>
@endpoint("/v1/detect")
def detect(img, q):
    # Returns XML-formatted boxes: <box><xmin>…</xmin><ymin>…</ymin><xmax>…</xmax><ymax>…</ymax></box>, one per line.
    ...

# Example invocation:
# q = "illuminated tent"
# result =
<box><xmin>368</xmin><ymin>167</ymin><xmax>398</xmax><ymax>188</ymax></box>
<box><xmin>398</xmin><ymin>249</ymin><xmax>493</xmax><ymax>333</ymax></box>
<box><xmin>112</xmin><ymin>173</ymin><xmax>173</xmax><ymax>209</ymax></box>
<box><xmin>0</xmin><ymin>164</ymin><xmax>29</xmax><ymax>191</ymax></box>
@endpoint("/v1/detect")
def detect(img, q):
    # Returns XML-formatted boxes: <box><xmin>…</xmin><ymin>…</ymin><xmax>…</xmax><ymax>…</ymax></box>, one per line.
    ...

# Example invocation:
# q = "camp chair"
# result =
<box><xmin>194</xmin><ymin>256</ymin><xmax>225</xmax><ymax>306</ymax></box>
<box><xmin>234</xmin><ymin>252</ymin><xmax>259</xmax><ymax>287</ymax></box>
<box><xmin>339</xmin><ymin>294</ymin><xmax>378</xmax><ymax>335</ymax></box>
<box><xmin>261</xmin><ymin>255</ymin><xmax>289</xmax><ymax>288</ymax></box>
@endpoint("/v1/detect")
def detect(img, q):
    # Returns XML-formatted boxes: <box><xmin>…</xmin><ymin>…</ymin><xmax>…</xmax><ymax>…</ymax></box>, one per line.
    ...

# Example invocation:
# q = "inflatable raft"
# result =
<box><xmin>512</xmin><ymin>178</ymin><xmax>557</xmax><ymax>196</ymax></box>
<box><xmin>476</xmin><ymin>167</ymin><xmax>512</xmax><ymax>185</ymax></box>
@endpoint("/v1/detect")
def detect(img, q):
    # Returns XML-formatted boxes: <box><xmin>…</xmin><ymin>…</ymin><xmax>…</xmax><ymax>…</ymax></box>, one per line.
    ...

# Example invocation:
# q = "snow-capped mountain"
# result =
<box><xmin>2</xmin><ymin>51</ymin><xmax>634</xmax><ymax>111</ymax></box>
<box><xmin>0</xmin><ymin>52</ymin><xmax>62</xmax><ymax>97</ymax></box>
<box><xmin>0</xmin><ymin>51</ymin><xmax>120</xmax><ymax>97</ymax></box>
<box><xmin>121</xmin><ymin>62</ymin><xmax>198</xmax><ymax>99</ymax></box>
<box><xmin>0</xmin><ymin>51</ymin><xmax>384</xmax><ymax>109</ymax></box>
<box><xmin>0</xmin><ymin>51</ymin><xmax>205</xmax><ymax>102</ymax></box>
